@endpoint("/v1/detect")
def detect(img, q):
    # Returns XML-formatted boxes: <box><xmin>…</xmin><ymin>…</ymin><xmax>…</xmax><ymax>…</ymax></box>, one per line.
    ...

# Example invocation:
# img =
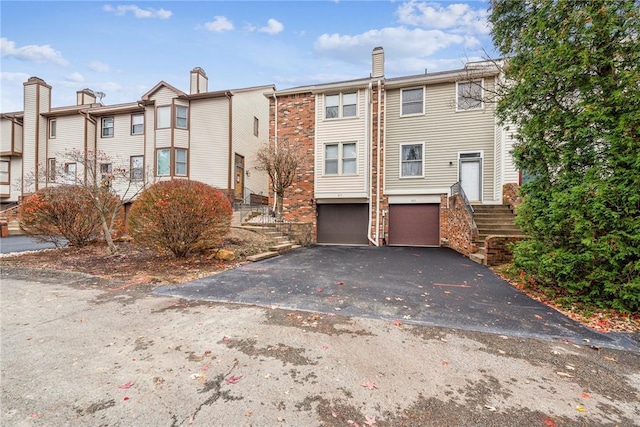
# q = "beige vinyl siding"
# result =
<box><xmin>51</xmin><ymin>115</ymin><xmax>87</xmax><ymax>157</ymax></box>
<box><xmin>0</xmin><ymin>119</ymin><xmax>17</xmax><ymax>154</ymax></box>
<box><xmin>22</xmin><ymin>82</ymin><xmax>51</xmax><ymax>192</ymax></box>
<box><xmin>230</xmin><ymin>88</ymin><xmax>271</xmax><ymax>197</ymax></box>
<box><xmin>189</xmin><ymin>98</ymin><xmax>229</xmax><ymax>189</ymax></box>
<box><xmin>174</xmin><ymin>100</ymin><xmax>189</xmax><ymax>149</ymax></box>
<box><xmin>501</xmin><ymin>122</ymin><xmax>519</xmax><ymax>184</ymax></box>
<box><xmin>315</xmin><ymin>89</ymin><xmax>368</xmax><ymax>198</ymax></box>
<box><xmin>151</xmin><ymin>87</ymin><xmax>179</xmax><ymax>106</ymax></box>
<box><xmin>385</xmin><ymin>81</ymin><xmax>497</xmax><ymax>201</ymax></box>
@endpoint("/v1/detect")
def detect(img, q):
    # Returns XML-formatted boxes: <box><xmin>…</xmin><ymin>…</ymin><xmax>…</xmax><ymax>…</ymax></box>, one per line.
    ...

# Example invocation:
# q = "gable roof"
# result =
<box><xmin>141</xmin><ymin>80</ymin><xmax>187</xmax><ymax>101</ymax></box>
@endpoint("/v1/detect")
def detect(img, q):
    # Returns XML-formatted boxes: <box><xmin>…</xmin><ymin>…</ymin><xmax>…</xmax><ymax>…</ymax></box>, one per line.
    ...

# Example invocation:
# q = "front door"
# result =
<box><xmin>234</xmin><ymin>154</ymin><xmax>244</xmax><ymax>201</ymax></box>
<box><xmin>459</xmin><ymin>153</ymin><xmax>482</xmax><ymax>201</ymax></box>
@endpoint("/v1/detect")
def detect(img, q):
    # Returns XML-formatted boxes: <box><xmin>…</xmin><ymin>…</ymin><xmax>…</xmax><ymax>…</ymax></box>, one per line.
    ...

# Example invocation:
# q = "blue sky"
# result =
<box><xmin>0</xmin><ymin>1</ymin><xmax>496</xmax><ymax>112</ymax></box>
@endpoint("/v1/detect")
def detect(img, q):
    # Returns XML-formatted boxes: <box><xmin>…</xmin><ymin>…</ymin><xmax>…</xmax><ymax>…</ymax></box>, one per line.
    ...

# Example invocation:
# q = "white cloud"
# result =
<box><xmin>315</xmin><ymin>27</ymin><xmax>466</xmax><ymax>59</ymax></box>
<box><xmin>257</xmin><ymin>19</ymin><xmax>284</xmax><ymax>35</ymax></box>
<box><xmin>0</xmin><ymin>71</ymin><xmax>31</xmax><ymax>82</ymax></box>
<box><xmin>0</xmin><ymin>37</ymin><xmax>69</xmax><ymax>66</ymax></box>
<box><xmin>396</xmin><ymin>1</ymin><xmax>490</xmax><ymax>34</ymax></box>
<box><xmin>103</xmin><ymin>4</ymin><xmax>172</xmax><ymax>19</ymax></box>
<box><xmin>205</xmin><ymin>16</ymin><xmax>234</xmax><ymax>32</ymax></box>
<box><xmin>89</xmin><ymin>61</ymin><xmax>111</xmax><ymax>73</ymax></box>
<box><xmin>65</xmin><ymin>72</ymin><xmax>84</xmax><ymax>83</ymax></box>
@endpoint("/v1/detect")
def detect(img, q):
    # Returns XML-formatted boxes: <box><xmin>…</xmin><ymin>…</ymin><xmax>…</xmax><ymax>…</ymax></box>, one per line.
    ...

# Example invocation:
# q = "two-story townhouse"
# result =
<box><xmin>0</xmin><ymin>68</ymin><xmax>274</xmax><ymax>210</ymax></box>
<box><xmin>267</xmin><ymin>47</ymin><xmax>519</xmax><ymax>247</ymax></box>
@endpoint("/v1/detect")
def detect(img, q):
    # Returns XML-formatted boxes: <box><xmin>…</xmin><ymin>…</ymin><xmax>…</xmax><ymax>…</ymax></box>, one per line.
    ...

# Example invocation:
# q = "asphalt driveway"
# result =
<box><xmin>155</xmin><ymin>246</ymin><xmax>638</xmax><ymax>351</ymax></box>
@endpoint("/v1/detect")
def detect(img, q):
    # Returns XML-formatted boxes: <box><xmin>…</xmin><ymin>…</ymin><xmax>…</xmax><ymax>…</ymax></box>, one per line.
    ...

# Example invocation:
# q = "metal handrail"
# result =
<box><xmin>450</xmin><ymin>181</ymin><xmax>474</xmax><ymax>215</ymax></box>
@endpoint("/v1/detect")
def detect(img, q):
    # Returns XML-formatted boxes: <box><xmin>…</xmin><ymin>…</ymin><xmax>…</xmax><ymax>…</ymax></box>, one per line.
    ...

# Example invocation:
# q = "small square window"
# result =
<box><xmin>131</xmin><ymin>113</ymin><xmax>144</xmax><ymax>135</ymax></box>
<box><xmin>401</xmin><ymin>144</ymin><xmax>423</xmax><ymax>177</ymax></box>
<box><xmin>102</xmin><ymin>117</ymin><xmax>114</xmax><ymax>138</ymax></box>
<box><xmin>401</xmin><ymin>88</ymin><xmax>424</xmax><ymax>116</ymax></box>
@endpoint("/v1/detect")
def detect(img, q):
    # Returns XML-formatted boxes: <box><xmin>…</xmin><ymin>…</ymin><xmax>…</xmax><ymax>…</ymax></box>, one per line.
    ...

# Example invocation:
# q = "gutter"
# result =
<box><xmin>226</xmin><ymin>91</ymin><xmax>233</xmax><ymax>197</ymax></box>
<box><xmin>79</xmin><ymin>110</ymin><xmax>97</xmax><ymax>184</ymax></box>
<box><xmin>272</xmin><ymin>92</ymin><xmax>278</xmax><ymax>213</ymax></box>
<box><xmin>376</xmin><ymin>79</ymin><xmax>382</xmax><ymax>245</ymax></box>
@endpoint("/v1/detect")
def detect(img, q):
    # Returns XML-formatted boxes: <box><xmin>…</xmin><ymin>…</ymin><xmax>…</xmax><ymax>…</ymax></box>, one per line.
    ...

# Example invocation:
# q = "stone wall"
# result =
<box><xmin>502</xmin><ymin>183</ymin><xmax>522</xmax><ymax>210</ymax></box>
<box><xmin>484</xmin><ymin>235</ymin><xmax>527</xmax><ymax>267</ymax></box>
<box><xmin>441</xmin><ymin>193</ymin><xmax>478</xmax><ymax>256</ymax></box>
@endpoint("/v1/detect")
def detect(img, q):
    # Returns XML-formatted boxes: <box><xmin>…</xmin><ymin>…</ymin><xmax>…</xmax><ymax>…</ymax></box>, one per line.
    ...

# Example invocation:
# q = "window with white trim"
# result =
<box><xmin>457</xmin><ymin>80</ymin><xmax>483</xmax><ymax>110</ymax></box>
<box><xmin>100</xmin><ymin>163</ymin><xmax>112</xmax><ymax>188</ymax></box>
<box><xmin>101</xmin><ymin>117</ymin><xmax>114</xmax><ymax>137</ymax></box>
<box><xmin>400</xmin><ymin>143</ymin><xmax>423</xmax><ymax>177</ymax></box>
<box><xmin>401</xmin><ymin>88</ymin><xmax>424</xmax><ymax>116</ymax></box>
<box><xmin>324</xmin><ymin>142</ymin><xmax>357</xmax><ymax>175</ymax></box>
<box><xmin>47</xmin><ymin>158</ymin><xmax>56</xmax><ymax>182</ymax></box>
<box><xmin>130</xmin><ymin>156</ymin><xmax>144</xmax><ymax>181</ymax></box>
<box><xmin>176</xmin><ymin>106</ymin><xmax>188</xmax><ymax>129</ymax></box>
<box><xmin>325</xmin><ymin>92</ymin><xmax>357</xmax><ymax>119</ymax></box>
<box><xmin>175</xmin><ymin>149</ymin><xmax>187</xmax><ymax>176</ymax></box>
<box><xmin>131</xmin><ymin>113</ymin><xmax>144</xmax><ymax>135</ymax></box>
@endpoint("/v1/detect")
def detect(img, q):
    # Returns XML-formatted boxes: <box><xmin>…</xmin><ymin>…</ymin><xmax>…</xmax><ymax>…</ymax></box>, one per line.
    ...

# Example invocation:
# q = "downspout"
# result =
<box><xmin>226</xmin><ymin>91</ymin><xmax>233</xmax><ymax>198</ymax></box>
<box><xmin>367</xmin><ymin>82</ymin><xmax>378</xmax><ymax>246</ymax></box>
<box><xmin>272</xmin><ymin>92</ymin><xmax>278</xmax><ymax>213</ymax></box>
<box><xmin>376</xmin><ymin>79</ymin><xmax>382</xmax><ymax>245</ymax></box>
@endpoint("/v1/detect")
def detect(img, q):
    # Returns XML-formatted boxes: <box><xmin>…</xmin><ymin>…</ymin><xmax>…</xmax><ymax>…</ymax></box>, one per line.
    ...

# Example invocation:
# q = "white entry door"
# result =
<box><xmin>460</xmin><ymin>154</ymin><xmax>482</xmax><ymax>201</ymax></box>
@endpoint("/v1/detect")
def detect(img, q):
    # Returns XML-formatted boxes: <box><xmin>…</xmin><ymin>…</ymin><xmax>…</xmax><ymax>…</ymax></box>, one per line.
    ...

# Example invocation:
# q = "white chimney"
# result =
<box><xmin>371</xmin><ymin>47</ymin><xmax>384</xmax><ymax>79</ymax></box>
<box><xmin>190</xmin><ymin>67</ymin><xmax>208</xmax><ymax>94</ymax></box>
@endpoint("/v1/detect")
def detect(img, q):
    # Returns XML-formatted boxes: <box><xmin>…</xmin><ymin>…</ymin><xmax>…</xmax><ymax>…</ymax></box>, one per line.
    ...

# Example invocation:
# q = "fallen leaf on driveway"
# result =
<box><xmin>118</xmin><ymin>381</ymin><xmax>134</xmax><ymax>389</ymax></box>
<box><xmin>123</xmin><ymin>397</ymin><xmax>130</xmax><ymax>401</ymax></box>
<box><xmin>442</xmin><ymin>360</ymin><xmax>449</xmax><ymax>366</ymax></box>
<box><xmin>484</xmin><ymin>405</ymin><xmax>497</xmax><ymax>411</ymax></box>
<box><xmin>556</xmin><ymin>372</ymin><xmax>573</xmax><ymax>378</ymax></box>
<box><xmin>361</xmin><ymin>381</ymin><xmax>378</xmax><ymax>390</ymax></box>
<box><xmin>576</xmin><ymin>405</ymin><xmax>586</xmax><ymax>412</ymax></box>
<box><xmin>225</xmin><ymin>375</ymin><xmax>243</xmax><ymax>384</ymax></box>
<box><xmin>604</xmin><ymin>356</ymin><xmax>617</xmax><ymax>362</ymax></box>
<box><xmin>534</xmin><ymin>314</ymin><xmax>543</xmax><ymax>320</ymax></box>
<box><xmin>322</xmin><ymin>345</ymin><xmax>329</xmax><ymax>350</ymax></box>
<box><xmin>542</xmin><ymin>417</ymin><xmax>556</xmax><ymax>427</ymax></box>
<box><xmin>338</xmin><ymin>281</ymin><xmax>345</xmax><ymax>285</ymax></box>
<box><xmin>317</xmin><ymin>288</ymin><xmax>323</xmax><ymax>293</ymax></box>
<box><xmin>581</xmin><ymin>392</ymin><xmax>591</xmax><ymax>399</ymax></box>
<box><xmin>392</xmin><ymin>319</ymin><xmax>403</xmax><ymax>328</ymax></box>
<box><xmin>364</xmin><ymin>415</ymin><xmax>377</xmax><ymax>425</ymax></box>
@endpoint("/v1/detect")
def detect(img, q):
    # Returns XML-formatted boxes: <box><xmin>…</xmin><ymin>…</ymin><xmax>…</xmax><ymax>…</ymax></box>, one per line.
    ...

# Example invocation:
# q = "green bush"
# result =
<box><xmin>20</xmin><ymin>185</ymin><xmax>118</xmax><ymax>247</ymax></box>
<box><xmin>127</xmin><ymin>180</ymin><xmax>232</xmax><ymax>257</ymax></box>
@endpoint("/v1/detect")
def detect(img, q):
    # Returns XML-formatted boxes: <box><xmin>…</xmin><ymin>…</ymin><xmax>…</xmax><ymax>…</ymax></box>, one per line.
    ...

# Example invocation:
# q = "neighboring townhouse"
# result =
<box><xmin>266</xmin><ymin>47</ymin><xmax>519</xmax><ymax>247</ymax></box>
<box><xmin>0</xmin><ymin>68</ymin><xmax>273</xmax><ymax>209</ymax></box>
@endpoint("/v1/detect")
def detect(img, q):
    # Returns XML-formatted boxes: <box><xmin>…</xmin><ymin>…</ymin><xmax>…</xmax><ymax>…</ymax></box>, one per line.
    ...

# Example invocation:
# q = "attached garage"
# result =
<box><xmin>388</xmin><ymin>203</ymin><xmax>440</xmax><ymax>246</ymax></box>
<box><xmin>317</xmin><ymin>203</ymin><xmax>369</xmax><ymax>245</ymax></box>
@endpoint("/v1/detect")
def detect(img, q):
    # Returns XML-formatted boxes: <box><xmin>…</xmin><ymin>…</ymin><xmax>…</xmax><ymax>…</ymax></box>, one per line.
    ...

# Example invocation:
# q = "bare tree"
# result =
<box><xmin>25</xmin><ymin>149</ymin><xmax>151</xmax><ymax>255</ymax></box>
<box><xmin>254</xmin><ymin>138</ymin><xmax>304</xmax><ymax>220</ymax></box>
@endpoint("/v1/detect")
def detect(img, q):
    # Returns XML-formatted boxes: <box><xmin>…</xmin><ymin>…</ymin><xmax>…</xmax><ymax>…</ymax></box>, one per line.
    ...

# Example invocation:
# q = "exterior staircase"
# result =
<box><xmin>240</xmin><ymin>219</ymin><xmax>301</xmax><ymax>262</ymax></box>
<box><xmin>469</xmin><ymin>204</ymin><xmax>523</xmax><ymax>265</ymax></box>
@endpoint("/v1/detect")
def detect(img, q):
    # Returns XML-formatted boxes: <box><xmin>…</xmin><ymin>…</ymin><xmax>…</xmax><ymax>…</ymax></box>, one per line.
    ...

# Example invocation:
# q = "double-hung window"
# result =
<box><xmin>102</xmin><ymin>117</ymin><xmax>114</xmax><ymax>137</ymax></box>
<box><xmin>130</xmin><ymin>156</ymin><xmax>144</xmax><ymax>181</ymax></box>
<box><xmin>64</xmin><ymin>163</ymin><xmax>77</xmax><ymax>184</ymax></box>
<box><xmin>156</xmin><ymin>149</ymin><xmax>171</xmax><ymax>176</ymax></box>
<box><xmin>176</xmin><ymin>106</ymin><xmax>188</xmax><ymax>129</ymax></box>
<box><xmin>401</xmin><ymin>88</ymin><xmax>424</xmax><ymax>116</ymax></box>
<box><xmin>131</xmin><ymin>113</ymin><xmax>144</xmax><ymax>135</ymax></box>
<box><xmin>47</xmin><ymin>158</ymin><xmax>56</xmax><ymax>182</ymax></box>
<box><xmin>0</xmin><ymin>160</ymin><xmax>10</xmax><ymax>184</ymax></box>
<box><xmin>49</xmin><ymin>119</ymin><xmax>57</xmax><ymax>138</ymax></box>
<box><xmin>325</xmin><ymin>92</ymin><xmax>357</xmax><ymax>119</ymax></box>
<box><xmin>157</xmin><ymin>106</ymin><xmax>171</xmax><ymax>129</ymax></box>
<box><xmin>100</xmin><ymin>163</ymin><xmax>112</xmax><ymax>188</ymax></box>
<box><xmin>400</xmin><ymin>143</ymin><xmax>423</xmax><ymax>177</ymax></box>
<box><xmin>324</xmin><ymin>142</ymin><xmax>357</xmax><ymax>175</ymax></box>
<box><xmin>175</xmin><ymin>149</ymin><xmax>187</xmax><ymax>176</ymax></box>
<box><xmin>457</xmin><ymin>80</ymin><xmax>483</xmax><ymax>110</ymax></box>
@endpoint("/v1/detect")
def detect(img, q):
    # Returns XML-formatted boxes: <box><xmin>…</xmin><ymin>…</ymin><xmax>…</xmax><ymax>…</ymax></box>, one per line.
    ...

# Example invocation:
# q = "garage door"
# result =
<box><xmin>388</xmin><ymin>204</ymin><xmax>440</xmax><ymax>246</ymax></box>
<box><xmin>317</xmin><ymin>204</ymin><xmax>369</xmax><ymax>245</ymax></box>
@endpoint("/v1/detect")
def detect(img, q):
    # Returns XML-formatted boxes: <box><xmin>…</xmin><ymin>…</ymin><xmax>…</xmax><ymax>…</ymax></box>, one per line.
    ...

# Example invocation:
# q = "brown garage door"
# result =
<box><xmin>388</xmin><ymin>204</ymin><xmax>440</xmax><ymax>246</ymax></box>
<box><xmin>317</xmin><ymin>204</ymin><xmax>369</xmax><ymax>245</ymax></box>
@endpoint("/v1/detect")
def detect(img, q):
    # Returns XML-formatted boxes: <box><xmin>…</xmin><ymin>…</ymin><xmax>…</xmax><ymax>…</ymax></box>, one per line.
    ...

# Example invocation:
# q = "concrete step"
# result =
<box><xmin>469</xmin><ymin>252</ymin><xmax>485</xmax><ymax>265</ymax></box>
<box><xmin>246</xmin><ymin>251</ymin><xmax>280</xmax><ymax>262</ymax></box>
<box><xmin>269</xmin><ymin>242</ymin><xmax>293</xmax><ymax>253</ymax></box>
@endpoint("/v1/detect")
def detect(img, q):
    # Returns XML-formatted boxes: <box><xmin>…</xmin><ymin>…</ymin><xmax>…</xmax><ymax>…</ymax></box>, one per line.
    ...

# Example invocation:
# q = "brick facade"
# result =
<box><xmin>502</xmin><ymin>183</ymin><xmax>522</xmax><ymax>210</ymax></box>
<box><xmin>269</xmin><ymin>92</ymin><xmax>317</xmax><ymax>241</ymax></box>
<box><xmin>484</xmin><ymin>235</ymin><xmax>527</xmax><ymax>267</ymax></box>
<box><xmin>440</xmin><ymin>193</ymin><xmax>478</xmax><ymax>256</ymax></box>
